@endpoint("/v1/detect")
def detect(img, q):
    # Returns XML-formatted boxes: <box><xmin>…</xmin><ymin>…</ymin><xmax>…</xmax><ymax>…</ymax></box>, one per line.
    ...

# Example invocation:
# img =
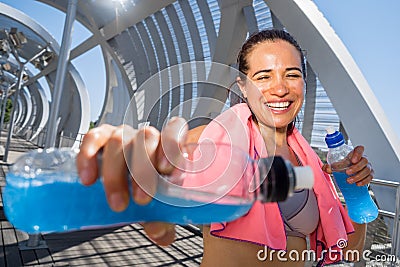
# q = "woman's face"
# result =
<box><xmin>240</xmin><ymin>40</ymin><xmax>305</xmax><ymax>131</ymax></box>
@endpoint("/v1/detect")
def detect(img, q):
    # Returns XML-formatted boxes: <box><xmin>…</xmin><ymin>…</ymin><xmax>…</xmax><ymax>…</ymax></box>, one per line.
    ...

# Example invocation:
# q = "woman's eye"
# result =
<box><xmin>287</xmin><ymin>72</ymin><xmax>302</xmax><ymax>78</ymax></box>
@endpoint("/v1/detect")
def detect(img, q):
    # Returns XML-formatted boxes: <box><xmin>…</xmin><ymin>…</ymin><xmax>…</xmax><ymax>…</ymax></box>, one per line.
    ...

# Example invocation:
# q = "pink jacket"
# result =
<box><xmin>197</xmin><ymin>103</ymin><xmax>354</xmax><ymax>265</ymax></box>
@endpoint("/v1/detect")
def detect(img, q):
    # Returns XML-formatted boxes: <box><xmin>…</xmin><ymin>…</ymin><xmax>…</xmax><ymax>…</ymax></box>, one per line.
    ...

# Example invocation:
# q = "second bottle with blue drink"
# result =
<box><xmin>325</xmin><ymin>127</ymin><xmax>378</xmax><ymax>224</ymax></box>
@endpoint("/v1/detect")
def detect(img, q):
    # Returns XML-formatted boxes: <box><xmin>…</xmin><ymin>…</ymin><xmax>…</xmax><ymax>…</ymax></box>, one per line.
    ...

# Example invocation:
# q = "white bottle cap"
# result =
<box><xmin>293</xmin><ymin>166</ymin><xmax>314</xmax><ymax>190</ymax></box>
<box><xmin>326</xmin><ymin>126</ymin><xmax>336</xmax><ymax>135</ymax></box>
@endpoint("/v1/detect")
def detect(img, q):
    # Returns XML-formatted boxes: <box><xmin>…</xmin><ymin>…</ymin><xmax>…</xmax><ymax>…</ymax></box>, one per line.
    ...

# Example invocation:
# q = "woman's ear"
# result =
<box><xmin>236</xmin><ymin>76</ymin><xmax>247</xmax><ymax>98</ymax></box>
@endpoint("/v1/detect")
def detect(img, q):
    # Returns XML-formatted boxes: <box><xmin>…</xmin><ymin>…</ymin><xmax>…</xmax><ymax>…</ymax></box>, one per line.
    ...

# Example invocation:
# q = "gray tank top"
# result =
<box><xmin>277</xmin><ymin>151</ymin><xmax>320</xmax><ymax>238</ymax></box>
<box><xmin>278</xmin><ymin>189</ymin><xmax>319</xmax><ymax>238</ymax></box>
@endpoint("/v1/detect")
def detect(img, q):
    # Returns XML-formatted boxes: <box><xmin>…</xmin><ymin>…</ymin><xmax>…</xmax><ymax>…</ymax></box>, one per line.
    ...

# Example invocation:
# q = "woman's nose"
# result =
<box><xmin>261</xmin><ymin>77</ymin><xmax>289</xmax><ymax>96</ymax></box>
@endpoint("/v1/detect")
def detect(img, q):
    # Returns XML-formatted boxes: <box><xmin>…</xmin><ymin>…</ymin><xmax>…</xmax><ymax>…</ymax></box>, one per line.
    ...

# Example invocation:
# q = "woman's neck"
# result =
<box><xmin>257</xmin><ymin>122</ymin><xmax>289</xmax><ymax>156</ymax></box>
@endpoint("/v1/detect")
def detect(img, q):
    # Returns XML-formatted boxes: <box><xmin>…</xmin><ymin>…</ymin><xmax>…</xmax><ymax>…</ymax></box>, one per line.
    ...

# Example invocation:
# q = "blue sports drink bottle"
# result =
<box><xmin>3</xmin><ymin>144</ymin><xmax>314</xmax><ymax>233</ymax></box>
<box><xmin>325</xmin><ymin>127</ymin><xmax>378</xmax><ymax>224</ymax></box>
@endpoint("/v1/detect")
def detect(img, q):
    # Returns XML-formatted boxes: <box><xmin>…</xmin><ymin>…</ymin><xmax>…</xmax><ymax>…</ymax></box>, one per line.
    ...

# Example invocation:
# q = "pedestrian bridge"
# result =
<box><xmin>0</xmin><ymin>1</ymin><xmax>399</xmax><ymax>266</ymax></box>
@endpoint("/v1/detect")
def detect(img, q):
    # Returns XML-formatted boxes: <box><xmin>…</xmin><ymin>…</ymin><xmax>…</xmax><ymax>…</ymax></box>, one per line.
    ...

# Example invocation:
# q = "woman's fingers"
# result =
<box><xmin>102</xmin><ymin>125</ymin><xmax>136</xmax><ymax>212</ymax></box>
<box><xmin>157</xmin><ymin>117</ymin><xmax>188</xmax><ymax>174</ymax></box>
<box><xmin>129</xmin><ymin>118</ymin><xmax>188</xmax><ymax>204</ymax></box>
<box><xmin>346</xmin><ymin>156</ymin><xmax>369</xmax><ymax>176</ymax></box>
<box><xmin>344</xmin><ymin>145</ymin><xmax>374</xmax><ymax>186</ymax></box>
<box><xmin>347</xmin><ymin>162</ymin><xmax>374</xmax><ymax>186</ymax></box>
<box><xmin>131</xmin><ymin>126</ymin><xmax>160</xmax><ymax>205</ymax></box>
<box><xmin>323</xmin><ymin>145</ymin><xmax>374</xmax><ymax>187</ymax></box>
<box><xmin>322</xmin><ymin>163</ymin><xmax>332</xmax><ymax>174</ymax></box>
<box><xmin>348</xmin><ymin>145</ymin><xmax>364</xmax><ymax>164</ymax></box>
<box><xmin>142</xmin><ymin>222</ymin><xmax>176</xmax><ymax>246</ymax></box>
<box><xmin>77</xmin><ymin>124</ymin><xmax>116</xmax><ymax>185</ymax></box>
<box><xmin>76</xmin><ymin>121</ymin><xmax>183</xmax><ymax>247</ymax></box>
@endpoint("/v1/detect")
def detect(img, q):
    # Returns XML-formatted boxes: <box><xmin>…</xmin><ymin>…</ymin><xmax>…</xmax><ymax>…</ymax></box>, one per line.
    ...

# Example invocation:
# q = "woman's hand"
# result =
<box><xmin>322</xmin><ymin>145</ymin><xmax>374</xmax><ymax>186</ymax></box>
<box><xmin>76</xmin><ymin>117</ymin><xmax>188</xmax><ymax>246</ymax></box>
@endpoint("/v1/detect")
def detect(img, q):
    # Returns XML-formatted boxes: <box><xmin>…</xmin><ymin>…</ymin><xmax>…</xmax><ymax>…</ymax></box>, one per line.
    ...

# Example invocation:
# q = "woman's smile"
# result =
<box><xmin>264</xmin><ymin>100</ymin><xmax>293</xmax><ymax>114</ymax></box>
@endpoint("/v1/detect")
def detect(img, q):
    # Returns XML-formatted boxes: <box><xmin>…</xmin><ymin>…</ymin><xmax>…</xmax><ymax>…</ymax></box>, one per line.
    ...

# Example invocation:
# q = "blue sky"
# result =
<box><xmin>1</xmin><ymin>0</ymin><xmax>399</xmax><ymax>140</ymax></box>
<box><xmin>313</xmin><ymin>0</ymin><xmax>400</xmax><ymax>140</ymax></box>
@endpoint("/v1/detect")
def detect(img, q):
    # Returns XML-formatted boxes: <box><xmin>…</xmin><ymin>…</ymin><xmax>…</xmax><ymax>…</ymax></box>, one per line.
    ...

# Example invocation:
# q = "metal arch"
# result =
<box><xmin>57</xmin><ymin>2</ymin><xmax>135</xmax><ymax>127</ymax></box>
<box><xmin>39</xmin><ymin>0</ymin><xmax>177</xmax><ymax>98</ymax></box>
<box><xmin>77</xmin><ymin>2</ymin><xmax>142</xmax><ymax>127</ymax></box>
<box><xmin>14</xmin><ymin>96</ymin><xmax>24</xmax><ymax>128</ymax></box>
<box><xmin>16</xmin><ymin>87</ymin><xmax>32</xmax><ymax>132</ymax></box>
<box><xmin>104</xmin><ymin>58</ymin><xmax>134</xmax><ymax>125</ymax></box>
<box><xmin>67</xmin><ymin>0</ymin><xmax>176</xmax><ymax>95</ymax></box>
<box><xmin>0</xmin><ymin>3</ymin><xmax>56</xmax><ymax>52</ymax></box>
<box><xmin>154</xmin><ymin>11</ymin><xmax>179</xmax><ymax>67</ymax></box>
<box><xmin>124</xmin><ymin>27</ymin><xmax>151</xmax><ymax>87</ymax></box>
<box><xmin>165</xmin><ymin>4</ymin><xmax>193</xmax><ymax>120</ymax></box>
<box><xmin>243</xmin><ymin>4</ymin><xmax>258</xmax><ymax>35</ymax></box>
<box><xmin>99</xmin><ymin>42</ymin><xmax>138</xmax><ymax>125</ymax></box>
<box><xmin>145</xmin><ymin>17</ymin><xmax>168</xmax><ymax>71</ymax></box>
<box><xmin>153</xmin><ymin>11</ymin><xmax>180</xmax><ymax>122</ymax></box>
<box><xmin>301</xmin><ymin>62</ymin><xmax>317</xmax><ymax>142</ymax></box>
<box><xmin>13</xmin><ymin>94</ymin><xmax>23</xmax><ymax>127</ymax></box>
<box><xmin>62</xmin><ymin>67</ymin><xmax>90</xmax><ymax>148</ymax></box>
<box><xmin>144</xmin><ymin>17</ymin><xmax>169</xmax><ymax>129</ymax></box>
<box><xmin>179</xmin><ymin>0</ymin><xmax>209</xmax><ymax>124</ymax></box>
<box><xmin>173</xmin><ymin>1</ymin><xmax>203</xmax><ymax>120</ymax></box>
<box><xmin>136</xmin><ymin>23</ymin><xmax>159</xmax><ymax>77</ymax></box>
<box><xmin>180</xmin><ymin>0</ymin><xmax>205</xmax><ymax>62</ymax></box>
<box><xmin>0</xmin><ymin>2</ymin><xmax>90</xmax><ymax>148</ymax></box>
<box><xmin>7</xmin><ymin>65</ymin><xmax>50</xmax><ymax>141</ymax></box>
<box><xmin>106</xmin><ymin>59</ymin><xmax>131</xmax><ymax>126</ymax></box>
<box><xmin>196</xmin><ymin>0</ymin><xmax>218</xmax><ymax>58</ymax></box>
<box><xmin>16</xmin><ymin>69</ymin><xmax>41</xmax><ymax>136</ymax></box>
<box><xmin>270</xmin><ymin>9</ymin><xmax>284</xmax><ymax>29</ymax></box>
<box><xmin>0</xmin><ymin>3</ymin><xmax>53</xmax><ymax>140</ymax></box>
<box><xmin>136</xmin><ymin>21</ymin><xmax>163</xmax><ymax>127</ymax></box>
<box><xmin>38</xmin><ymin>0</ymin><xmax>170</xmax><ymax>39</ymax></box>
<box><xmin>100</xmin><ymin>0</ymin><xmax>175</xmax><ymax>40</ymax></box>
<box><xmin>156</xmin><ymin>9</ymin><xmax>182</xmax><ymax>119</ymax></box>
<box><xmin>101</xmin><ymin>35</ymin><xmax>138</xmax><ymax>125</ymax></box>
<box><xmin>27</xmin><ymin>84</ymin><xmax>49</xmax><ymax>142</ymax></box>
<box><xmin>118</xmin><ymin>26</ymin><xmax>150</xmax><ymax>124</ymax></box>
<box><xmin>36</xmin><ymin>0</ymin><xmax>137</xmax><ymax>128</ymax></box>
<box><xmin>191</xmin><ymin>0</ymin><xmax>251</xmax><ymax>124</ymax></box>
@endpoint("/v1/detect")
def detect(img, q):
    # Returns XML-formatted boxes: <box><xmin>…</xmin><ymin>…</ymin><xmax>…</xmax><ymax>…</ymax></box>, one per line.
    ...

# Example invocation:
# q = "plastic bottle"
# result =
<box><xmin>3</xmin><ymin>146</ymin><xmax>313</xmax><ymax>233</ymax></box>
<box><xmin>325</xmin><ymin>127</ymin><xmax>378</xmax><ymax>223</ymax></box>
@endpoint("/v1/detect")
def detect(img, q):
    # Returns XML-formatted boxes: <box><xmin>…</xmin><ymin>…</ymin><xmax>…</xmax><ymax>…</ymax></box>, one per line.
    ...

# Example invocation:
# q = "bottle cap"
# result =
<box><xmin>293</xmin><ymin>166</ymin><xmax>314</xmax><ymax>190</ymax></box>
<box><xmin>325</xmin><ymin>127</ymin><xmax>345</xmax><ymax>148</ymax></box>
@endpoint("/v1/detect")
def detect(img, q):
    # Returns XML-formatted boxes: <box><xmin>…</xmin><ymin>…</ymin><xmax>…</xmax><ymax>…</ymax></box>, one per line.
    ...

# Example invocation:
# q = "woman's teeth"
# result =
<box><xmin>266</xmin><ymin>101</ymin><xmax>290</xmax><ymax>110</ymax></box>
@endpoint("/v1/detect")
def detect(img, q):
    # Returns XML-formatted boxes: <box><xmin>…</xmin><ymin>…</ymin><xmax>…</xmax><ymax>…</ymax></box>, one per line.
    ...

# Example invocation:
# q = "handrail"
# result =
<box><xmin>370</xmin><ymin>178</ymin><xmax>400</xmax><ymax>260</ymax></box>
<box><xmin>371</xmin><ymin>178</ymin><xmax>400</xmax><ymax>188</ymax></box>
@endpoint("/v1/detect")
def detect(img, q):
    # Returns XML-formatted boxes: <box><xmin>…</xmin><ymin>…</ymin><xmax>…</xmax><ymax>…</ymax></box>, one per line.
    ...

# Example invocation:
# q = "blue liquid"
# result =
<box><xmin>3</xmin><ymin>173</ymin><xmax>252</xmax><ymax>233</ymax></box>
<box><xmin>332</xmin><ymin>172</ymin><xmax>378</xmax><ymax>223</ymax></box>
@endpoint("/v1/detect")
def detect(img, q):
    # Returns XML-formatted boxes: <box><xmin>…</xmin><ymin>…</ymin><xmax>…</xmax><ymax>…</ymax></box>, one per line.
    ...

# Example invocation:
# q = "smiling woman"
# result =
<box><xmin>236</xmin><ymin>30</ymin><xmax>306</xmax><ymax>137</ymax></box>
<box><xmin>238</xmin><ymin>40</ymin><xmax>305</xmax><ymax>132</ymax></box>
<box><xmin>77</xmin><ymin>28</ymin><xmax>375</xmax><ymax>266</ymax></box>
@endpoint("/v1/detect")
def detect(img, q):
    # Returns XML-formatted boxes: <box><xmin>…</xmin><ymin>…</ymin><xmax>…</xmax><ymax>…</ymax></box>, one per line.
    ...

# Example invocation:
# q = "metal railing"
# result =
<box><xmin>3</xmin><ymin>124</ymin><xmax>86</xmax><ymax>150</ymax></box>
<box><xmin>370</xmin><ymin>178</ymin><xmax>400</xmax><ymax>259</ymax></box>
